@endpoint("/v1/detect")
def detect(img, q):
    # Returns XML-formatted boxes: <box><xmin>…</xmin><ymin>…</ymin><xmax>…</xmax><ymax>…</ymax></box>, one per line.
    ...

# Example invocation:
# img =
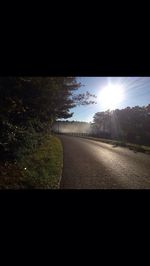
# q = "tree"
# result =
<box><xmin>93</xmin><ymin>105</ymin><xmax>150</xmax><ymax>145</ymax></box>
<box><xmin>0</xmin><ymin>77</ymin><xmax>96</xmax><ymax>160</ymax></box>
<box><xmin>93</xmin><ymin>110</ymin><xmax>111</xmax><ymax>137</ymax></box>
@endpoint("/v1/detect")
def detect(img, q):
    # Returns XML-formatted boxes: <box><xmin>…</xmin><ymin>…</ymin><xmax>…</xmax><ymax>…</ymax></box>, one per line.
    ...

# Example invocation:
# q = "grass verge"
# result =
<box><xmin>79</xmin><ymin>136</ymin><xmax>150</xmax><ymax>154</ymax></box>
<box><xmin>0</xmin><ymin>135</ymin><xmax>63</xmax><ymax>189</ymax></box>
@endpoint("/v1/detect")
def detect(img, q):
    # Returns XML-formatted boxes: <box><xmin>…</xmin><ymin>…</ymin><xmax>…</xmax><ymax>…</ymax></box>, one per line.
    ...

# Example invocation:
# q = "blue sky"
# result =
<box><xmin>67</xmin><ymin>77</ymin><xmax>150</xmax><ymax>122</ymax></box>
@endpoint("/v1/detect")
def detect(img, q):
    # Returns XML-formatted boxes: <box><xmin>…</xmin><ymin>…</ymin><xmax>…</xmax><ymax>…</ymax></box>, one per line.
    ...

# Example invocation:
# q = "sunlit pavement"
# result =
<box><xmin>59</xmin><ymin>135</ymin><xmax>150</xmax><ymax>189</ymax></box>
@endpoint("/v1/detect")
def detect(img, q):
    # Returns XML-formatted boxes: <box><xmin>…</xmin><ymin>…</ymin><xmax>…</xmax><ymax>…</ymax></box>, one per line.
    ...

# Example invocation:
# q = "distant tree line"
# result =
<box><xmin>52</xmin><ymin>121</ymin><xmax>92</xmax><ymax>134</ymax></box>
<box><xmin>0</xmin><ymin>77</ymin><xmax>96</xmax><ymax>161</ymax></box>
<box><xmin>93</xmin><ymin>105</ymin><xmax>150</xmax><ymax>145</ymax></box>
<box><xmin>53</xmin><ymin>105</ymin><xmax>150</xmax><ymax>146</ymax></box>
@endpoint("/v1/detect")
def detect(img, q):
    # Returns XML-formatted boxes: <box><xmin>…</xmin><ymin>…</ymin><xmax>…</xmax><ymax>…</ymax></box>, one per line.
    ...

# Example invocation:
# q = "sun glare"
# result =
<box><xmin>98</xmin><ymin>83</ymin><xmax>124</xmax><ymax>110</ymax></box>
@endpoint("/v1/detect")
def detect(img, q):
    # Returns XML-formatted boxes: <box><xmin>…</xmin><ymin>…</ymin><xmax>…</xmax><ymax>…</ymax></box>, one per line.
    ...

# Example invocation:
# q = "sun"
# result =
<box><xmin>98</xmin><ymin>83</ymin><xmax>124</xmax><ymax>110</ymax></box>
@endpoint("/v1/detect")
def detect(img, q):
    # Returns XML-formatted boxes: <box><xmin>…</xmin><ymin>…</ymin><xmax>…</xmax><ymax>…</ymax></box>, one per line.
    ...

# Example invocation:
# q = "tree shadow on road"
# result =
<box><xmin>112</xmin><ymin>143</ymin><xmax>147</xmax><ymax>154</ymax></box>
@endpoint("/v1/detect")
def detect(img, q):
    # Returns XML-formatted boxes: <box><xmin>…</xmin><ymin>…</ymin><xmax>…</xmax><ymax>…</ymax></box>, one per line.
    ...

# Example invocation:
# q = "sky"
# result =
<box><xmin>66</xmin><ymin>77</ymin><xmax>150</xmax><ymax>122</ymax></box>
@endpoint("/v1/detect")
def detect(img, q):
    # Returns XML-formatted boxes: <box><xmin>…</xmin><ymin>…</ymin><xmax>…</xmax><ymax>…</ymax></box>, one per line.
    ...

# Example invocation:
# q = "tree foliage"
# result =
<box><xmin>93</xmin><ymin>105</ymin><xmax>150</xmax><ymax>145</ymax></box>
<box><xmin>0</xmin><ymin>77</ymin><xmax>96</xmax><ymax>160</ymax></box>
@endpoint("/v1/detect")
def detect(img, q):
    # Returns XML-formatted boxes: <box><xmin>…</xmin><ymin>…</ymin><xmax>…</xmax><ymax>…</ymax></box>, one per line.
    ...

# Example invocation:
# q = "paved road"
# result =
<box><xmin>58</xmin><ymin>135</ymin><xmax>150</xmax><ymax>189</ymax></box>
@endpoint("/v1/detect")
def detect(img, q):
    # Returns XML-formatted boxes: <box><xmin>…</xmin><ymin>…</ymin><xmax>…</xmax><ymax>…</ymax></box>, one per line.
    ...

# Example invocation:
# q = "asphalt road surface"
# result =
<box><xmin>58</xmin><ymin>135</ymin><xmax>150</xmax><ymax>189</ymax></box>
